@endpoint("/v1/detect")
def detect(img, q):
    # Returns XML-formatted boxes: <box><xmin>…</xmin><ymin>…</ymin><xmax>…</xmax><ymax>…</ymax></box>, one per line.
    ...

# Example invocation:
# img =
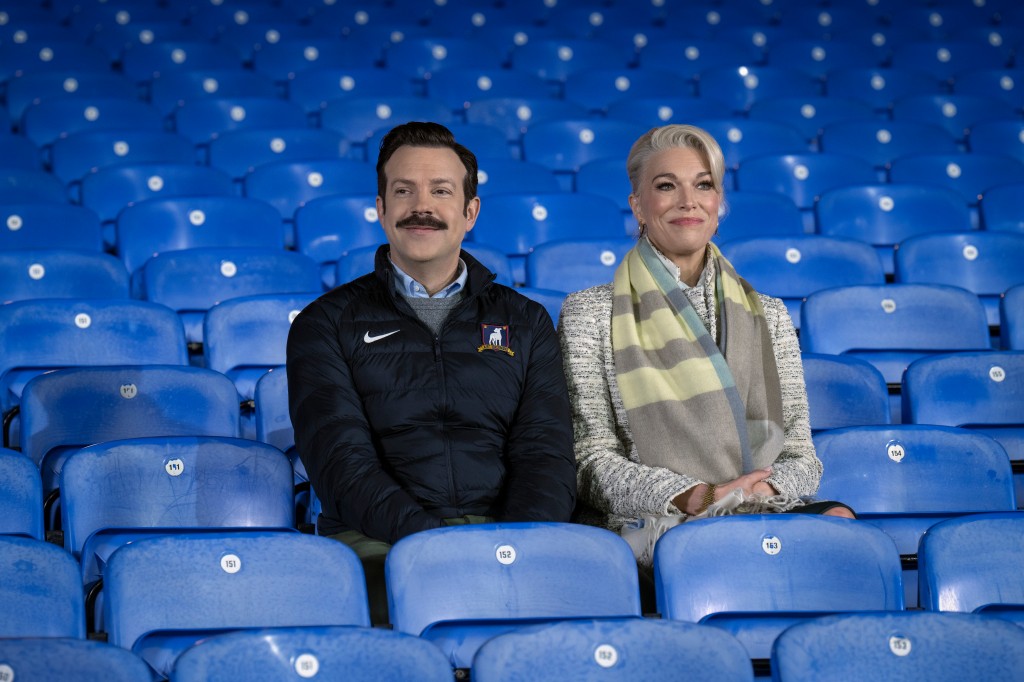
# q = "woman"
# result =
<box><xmin>558</xmin><ymin>124</ymin><xmax>853</xmax><ymax>567</ymax></box>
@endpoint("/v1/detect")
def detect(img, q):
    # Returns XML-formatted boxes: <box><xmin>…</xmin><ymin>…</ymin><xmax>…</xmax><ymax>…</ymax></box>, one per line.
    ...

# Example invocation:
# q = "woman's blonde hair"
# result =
<box><xmin>626</xmin><ymin>124</ymin><xmax>726</xmax><ymax>198</ymax></box>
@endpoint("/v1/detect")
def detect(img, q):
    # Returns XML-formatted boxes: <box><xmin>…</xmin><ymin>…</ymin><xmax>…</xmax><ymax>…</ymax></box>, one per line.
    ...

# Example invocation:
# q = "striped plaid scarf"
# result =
<box><xmin>611</xmin><ymin>238</ymin><xmax>784</xmax><ymax>483</ymax></box>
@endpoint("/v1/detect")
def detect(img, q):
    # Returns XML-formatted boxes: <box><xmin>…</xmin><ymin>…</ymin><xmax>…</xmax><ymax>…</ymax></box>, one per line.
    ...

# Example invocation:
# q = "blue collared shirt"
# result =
<box><xmin>390</xmin><ymin>257</ymin><xmax>468</xmax><ymax>299</ymax></box>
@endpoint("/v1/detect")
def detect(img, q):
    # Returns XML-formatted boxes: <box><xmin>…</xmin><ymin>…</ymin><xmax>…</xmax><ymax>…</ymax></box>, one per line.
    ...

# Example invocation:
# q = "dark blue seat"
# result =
<box><xmin>516</xmin><ymin>287</ymin><xmax>567</xmax><ymax>325</ymax></box>
<box><xmin>718</xmin><ymin>191</ymin><xmax>806</xmax><ymax>241</ymax></box>
<box><xmin>693</xmin><ymin>118</ymin><xmax>810</xmax><ymax>172</ymax></box>
<box><xmin>243</xmin><ymin>158</ymin><xmax>375</xmax><ymax>223</ymax></box>
<box><xmin>564</xmin><ymin>67</ymin><xmax>692</xmax><ymax>114</ymax></box>
<box><xmin>953</xmin><ymin>68</ymin><xmax>1024</xmax><ymax>111</ymax></box>
<box><xmin>0</xmin><ymin>203</ymin><xmax>104</xmax><ymax>252</ymax></box>
<box><xmin>1003</xmin><ymin>285</ymin><xmax>1024</xmax><ymax>350</ymax></box>
<box><xmin>251</xmin><ymin>38</ymin><xmax>381</xmax><ymax>85</ymax></box>
<box><xmin>464</xmin><ymin>97</ymin><xmax>588</xmax><ymax>145</ymax></box>
<box><xmin>802</xmin><ymin>353</ymin><xmax>890</xmax><ymax>434</ymax></box>
<box><xmin>891</xmin><ymin>94</ymin><xmax>1016</xmax><ymax>142</ymax></box>
<box><xmin>765</xmin><ymin>39</ymin><xmax>879</xmax><ymax>81</ymax></box>
<box><xmin>520</xmin><ymin>118</ymin><xmax>647</xmax><ymax>184</ymax></box>
<box><xmin>639</xmin><ymin>38</ymin><xmax>759</xmax><ymax>82</ymax></box>
<box><xmin>474</xmin><ymin>157</ymin><xmax>562</xmax><ymax>197</ymax></box>
<box><xmin>825</xmin><ymin>67</ymin><xmax>944</xmax><ymax>112</ymax></box>
<box><xmin>890</xmin><ymin>40</ymin><xmax>1007</xmax><ymax>83</ymax></box>
<box><xmin>119</xmin><ymin>40</ymin><xmax>242</xmax><ymax>84</ymax></box>
<box><xmin>981</xmin><ymin>182</ymin><xmax>1024</xmax><ymax>234</ymax></box>
<box><xmin>319</xmin><ymin>95</ymin><xmax>454</xmax><ymax>145</ymax></box>
<box><xmin>607</xmin><ymin>96</ymin><xmax>732</xmax><ymax>129</ymax></box>
<box><xmin>294</xmin><ymin>194</ymin><xmax>383</xmax><ymax>287</ymax></box>
<box><xmin>968</xmin><ymin>119</ymin><xmax>1024</xmax><ymax>165</ymax></box>
<box><xmin>148</xmin><ymin>69</ymin><xmax>278</xmax><ymax>117</ymax></box>
<box><xmin>697</xmin><ymin>66</ymin><xmax>820</xmax><ymax>115</ymax></box>
<box><xmin>511</xmin><ymin>38</ymin><xmax>630</xmax><ymax>85</ymax></box>
<box><xmin>21</xmin><ymin>96</ymin><xmax>163</xmax><ymax>150</ymax></box>
<box><xmin>427</xmin><ymin>67</ymin><xmax>551</xmax><ymax>113</ymax></box>
<box><xmin>5</xmin><ymin>70</ymin><xmax>137</xmax><ymax>123</ymax></box>
<box><xmin>383</xmin><ymin>36</ymin><xmax>504</xmax><ymax>84</ymax></box>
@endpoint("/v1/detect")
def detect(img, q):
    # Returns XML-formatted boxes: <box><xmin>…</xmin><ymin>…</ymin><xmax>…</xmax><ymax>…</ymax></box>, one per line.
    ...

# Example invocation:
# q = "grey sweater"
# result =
<box><xmin>557</xmin><ymin>261</ymin><xmax>822</xmax><ymax>535</ymax></box>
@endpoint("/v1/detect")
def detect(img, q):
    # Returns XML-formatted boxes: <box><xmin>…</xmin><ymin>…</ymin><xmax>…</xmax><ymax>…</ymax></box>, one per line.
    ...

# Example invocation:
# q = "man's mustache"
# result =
<box><xmin>396</xmin><ymin>214</ymin><xmax>448</xmax><ymax>230</ymax></box>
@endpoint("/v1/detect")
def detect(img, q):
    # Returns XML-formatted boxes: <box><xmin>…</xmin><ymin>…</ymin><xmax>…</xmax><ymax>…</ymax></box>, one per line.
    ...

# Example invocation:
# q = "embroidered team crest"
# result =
<box><xmin>478</xmin><ymin>324</ymin><xmax>514</xmax><ymax>356</ymax></box>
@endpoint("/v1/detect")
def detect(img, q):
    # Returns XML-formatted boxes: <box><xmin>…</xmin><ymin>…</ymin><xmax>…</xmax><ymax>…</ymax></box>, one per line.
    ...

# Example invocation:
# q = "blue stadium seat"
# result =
<box><xmin>891</xmin><ymin>94</ymin><xmax>1016</xmax><ymax>142</ymax></box>
<box><xmin>383</xmin><ymin>36</ymin><xmax>504</xmax><ymax>84</ymax></box>
<box><xmin>243</xmin><ymin>158</ymin><xmax>375</xmax><ymax>222</ymax></box>
<box><xmin>207</xmin><ymin>127</ymin><xmax>349</xmax><ymax>181</ymax></box>
<box><xmin>772</xmin><ymin>611</ymin><xmax>1024</xmax><ymax>682</ymax></box>
<box><xmin>887</xmin><ymin>6</ymin><xmax>1000</xmax><ymax>42</ymax></box>
<box><xmin>800</xmin><ymin>284</ymin><xmax>991</xmax><ymax>388</ymax></box>
<box><xmin>890</xmin><ymin>40</ymin><xmax>1007</xmax><ymax>83</ymax></box>
<box><xmin>319</xmin><ymin>95</ymin><xmax>454</xmax><ymax>145</ymax></box>
<box><xmin>895</xmin><ymin>231</ymin><xmax>1024</xmax><ymax>327</ymax></box>
<box><xmin>697</xmin><ymin>66</ymin><xmax>821</xmax><ymax>115</ymax></box>
<box><xmin>736</xmin><ymin>152</ymin><xmax>878</xmax><ymax>212</ymax></box>
<box><xmin>765</xmin><ymin>39</ymin><xmax>878</xmax><ymax>81</ymax></box>
<box><xmin>653</xmin><ymin>515</ymin><xmax>904</xmax><ymax>661</ymax></box>
<box><xmin>545</xmin><ymin>4</ymin><xmax>661</xmax><ymax>40</ymax></box>
<box><xmin>465</xmin><ymin>243</ymin><xmax>515</xmax><ymax>287</ymax></box>
<box><xmin>251</xmin><ymin>39</ymin><xmax>381</xmax><ymax>85</ymax></box>
<box><xmin>516</xmin><ymin>287</ymin><xmax>567</xmax><ymax>325</ymax></box>
<box><xmin>51</xmin><ymin>130</ymin><xmax>196</xmax><ymax>188</ymax></box>
<box><xmin>814</xmin><ymin>424</ymin><xmax>1015</xmax><ymax>605</ymax></box>
<box><xmin>0</xmin><ymin>40</ymin><xmax>111</xmax><ymax>85</ymax></box>
<box><xmin>662</xmin><ymin>4</ymin><xmax>778</xmax><ymax>37</ymax></box>
<box><xmin>825</xmin><ymin>67</ymin><xmax>943</xmax><ymax>112</ymax></box>
<box><xmin>902</xmin><ymin>351</ymin><xmax>1024</xmax><ymax>505</ymax></box>
<box><xmin>20</xmin><ymin>365</ymin><xmax>239</xmax><ymax>496</ymax></box>
<box><xmin>0</xmin><ymin>448</ymin><xmax>43</xmax><ymax>540</ymax></box>
<box><xmin>0</xmin><ymin>134</ymin><xmax>41</xmax><ymax>171</ymax></box>
<box><xmin>981</xmin><ymin>182</ymin><xmax>1024</xmax><ymax>233</ymax></box>
<box><xmin>464</xmin><ymin>97</ymin><xmax>588</xmax><ymax>145</ymax></box>
<box><xmin>116</xmin><ymin>195</ymin><xmax>285</xmax><ymax>274</ymax></box>
<box><xmin>525</xmin><ymin>238</ymin><xmax>634</xmax><ymax>292</ymax></box>
<box><xmin>521</xmin><ymin>118</ymin><xmax>647</xmax><ymax>183</ymax></box>
<box><xmin>564</xmin><ymin>68</ymin><xmax>693</xmax><ymax>114</ymax></box>
<box><xmin>575</xmin><ymin>156</ymin><xmax>632</xmax><ymax>224</ymax></box>
<box><xmin>288</xmin><ymin>67</ymin><xmax>416</xmax><ymax>115</ymax></box>
<box><xmin>0</xmin><ymin>534</ymin><xmax>84</xmax><ymax>638</ymax></box>
<box><xmin>968</xmin><ymin>119</ymin><xmax>1024</xmax><ymax>165</ymax></box>
<box><xmin>473</xmin><ymin>618</ymin><xmax>754</xmax><ymax>682</ymax></box>
<box><xmin>204</xmin><ymin>293</ymin><xmax>319</xmax><ymax>403</ymax></box>
<box><xmin>719</xmin><ymin>235</ymin><xmax>885</xmax><ymax>327</ymax></box>
<box><xmin>467</xmin><ymin>21</ymin><xmax>563</xmax><ymax>66</ymax></box>
<box><xmin>1003</xmin><ymin>285</ymin><xmax>1024</xmax><ymax>350</ymax></box>
<box><xmin>293</xmin><ymin>194</ymin><xmax>383</xmax><ymax>287</ymax></box>
<box><xmin>890</xmin><ymin>153</ymin><xmax>1024</xmax><ymax>209</ymax></box>
<box><xmin>148</xmin><ymin>69</ymin><xmax>278</xmax><ymax>117</ymax></box>
<box><xmin>427</xmin><ymin>67</ymin><xmax>552</xmax><ymax>113</ymax></box>
<box><xmin>693</xmin><ymin>118</ymin><xmax>809</xmax><ymax>173</ymax></box>
<box><xmin>718</xmin><ymin>191</ymin><xmax>806</xmax><ymax>242</ymax></box>
<box><xmin>0</xmin><ymin>299</ymin><xmax>188</xmax><ymax>420</ymax></box>
<box><xmin>953</xmin><ymin>68</ymin><xmax>1024</xmax><ymax>111</ymax></box>
<box><xmin>606</xmin><ymin>96</ymin><xmax>733</xmax><ymax>129</ymax></box>
<box><xmin>5</xmin><ymin>70</ymin><xmax>138</xmax><ymax>123</ymax></box>
<box><xmin>0</xmin><ymin>638</ymin><xmax>153</xmax><ymax>682</ymax></box>
<box><xmin>774</xmin><ymin>7</ymin><xmax>884</xmax><ymax>40</ymax></box>
<box><xmin>0</xmin><ymin>168</ymin><xmax>66</xmax><ymax>204</ymax></box>
<box><xmin>90</xmin><ymin>20</ymin><xmax>205</xmax><ymax>63</ymax></box>
<box><xmin>20</xmin><ymin>96</ymin><xmax>164</xmax><ymax>150</ymax></box>
<box><xmin>365</xmin><ymin>122</ymin><xmax>512</xmax><ymax>164</ymax></box>
<box><xmin>819</xmin><ymin>120</ymin><xmax>958</xmax><ymax>172</ymax></box>
<box><xmin>918</xmin><ymin>513</ymin><xmax>1024</xmax><ymax>622</ymax></box>
<box><xmin>119</xmin><ymin>41</ymin><xmax>242</xmax><ymax>84</ymax></box>
<box><xmin>474</xmin><ymin>157</ymin><xmax>562</xmax><ymax>197</ymax></box>
<box><xmin>104</xmin><ymin>532</ymin><xmax>370</xmax><ymax>678</ymax></box>
<box><xmin>252</xmin><ymin>368</ymin><xmax>308</xmax><ymax>509</ymax></box>
<box><xmin>639</xmin><ymin>38</ymin><xmax>758</xmax><ymax>82</ymax></box>
<box><xmin>171</xmin><ymin>626</ymin><xmax>453</xmax><ymax>682</ymax></box>
<box><xmin>0</xmin><ymin>203</ymin><xmax>103</xmax><ymax>252</ymax></box>
<box><xmin>511</xmin><ymin>38</ymin><xmax>630</xmax><ymax>85</ymax></box>
<box><xmin>173</xmin><ymin>96</ymin><xmax>308</xmax><ymax>146</ymax></box>
<box><xmin>0</xmin><ymin>249</ymin><xmax>129</xmax><ymax>303</ymax></box>
<box><xmin>801</xmin><ymin>353</ymin><xmax>890</xmax><ymax>433</ymax></box>
<box><xmin>334</xmin><ymin>244</ymin><xmax>381</xmax><ymax>287</ymax></box>
<box><xmin>817</xmin><ymin>184</ymin><xmax>973</xmax><ymax>275</ymax></box>
<box><xmin>135</xmin><ymin>247</ymin><xmax>322</xmax><ymax>345</ymax></box>
<box><xmin>386</xmin><ymin>522</ymin><xmax>642</xmax><ymax>669</ymax></box>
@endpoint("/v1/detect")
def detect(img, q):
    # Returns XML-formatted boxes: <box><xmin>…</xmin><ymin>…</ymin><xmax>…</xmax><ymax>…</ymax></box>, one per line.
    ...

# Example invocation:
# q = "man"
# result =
<box><xmin>286</xmin><ymin>122</ymin><xmax>576</xmax><ymax>622</ymax></box>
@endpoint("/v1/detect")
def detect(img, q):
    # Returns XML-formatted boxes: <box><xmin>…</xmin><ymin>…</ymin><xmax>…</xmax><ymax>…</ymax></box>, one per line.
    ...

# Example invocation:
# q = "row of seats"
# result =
<box><xmin>2</xmin><ymin>514</ymin><xmax>1022</xmax><ymax>678</ymax></box>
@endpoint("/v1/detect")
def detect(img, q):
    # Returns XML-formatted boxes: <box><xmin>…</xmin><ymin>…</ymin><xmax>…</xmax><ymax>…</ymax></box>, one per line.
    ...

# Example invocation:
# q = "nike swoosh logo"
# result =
<box><xmin>363</xmin><ymin>330</ymin><xmax>400</xmax><ymax>344</ymax></box>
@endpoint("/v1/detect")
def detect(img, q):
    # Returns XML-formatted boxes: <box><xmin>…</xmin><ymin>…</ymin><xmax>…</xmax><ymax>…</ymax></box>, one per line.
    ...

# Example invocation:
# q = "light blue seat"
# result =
<box><xmin>816</xmin><ymin>183</ymin><xmax>972</xmax><ymax>275</ymax></box>
<box><xmin>718</xmin><ymin>191</ymin><xmax>806</xmax><ymax>241</ymax></box>
<box><xmin>693</xmin><ymin>118</ymin><xmax>809</xmax><ymax>173</ymax></box>
<box><xmin>525</xmin><ymin>238</ymin><xmax>636</xmax><ymax>292</ymax></box>
<box><xmin>80</xmin><ymin>163</ymin><xmax>234</xmax><ymax>227</ymax></box>
<box><xmin>516</xmin><ymin>287</ymin><xmax>567</xmax><ymax>325</ymax></box>
<box><xmin>148</xmin><ymin>68</ymin><xmax>278</xmax><ymax>117</ymax></box>
<box><xmin>918</xmin><ymin>513</ymin><xmax>1024</xmax><ymax>623</ymax></box>
<box><xmin>801</xmin><ymin>353</ymin><xmax>889</xmax><ymax>434</ymax></box>
<box><xmin>386</xmin><ymin>522</ymin><xmax>642</xmax><ymax>669</ymax></box>
<box><xmin>319</xmin><ymin>95</ymin><xmax>454</xmax><ymax>145</ymax></box>
<box><xmin>287</xmin><ymin>67</ymin><xmax>416</xmax><ymax>115</ymax></box>
<box><xmin>819</xmin><ymin>120</ymin><xmax>957</xmax><ymax>172</ymax></box>
<box><xmin>119</xmin><ymin>40</ymin><xmax>242</xmax><ymax>83</ymax></box>
<box><xmin>0</xmin><ymin>204</ymin><xmax>102</xmax><ymax>252</ymax></box>
<box><xmin>564</xmin><ymin>67</ymin><xmax>693</xmax><ymax>113</ymax></box>
<box><xmin>895</xmin><ymin>231</ymin><xmax>1024</xmax><ymax>328</ymax></box>
<box><xmin>0</xmin><ymin>638</ymin><xmax>152</xmax><ymax>682</ymax></box>
<box><xmin>771</xmin><ymin>611</ymin><xmax>1024</xmax><ymax>682</ymax></box>
<box><xmin>473</xmin><ymin>618</ymin><xmax>754</xmax><ymax>682</ymax></box>
<box><xmin>135</xmin><ymin>247</ymin><xmax>322</xmax><ymax>345</ymax></box>
<box><xmin>736</xmin><ymin>152</ymin><xmax>878</xmax><ymax>212</ymax></box>
<box><xmin>51</xmin><ymin>130</ymin><xmax>196</xmax><ymax>189</ymax></box>
<box><xmin>464</xmin><ymin>96</ymin><xmax>588</xmax><ymax>145</ymax></box>
<box><xmin>814</xmin><ymin>424</ymin><xmax>1015</xmax><ymax>606</ymax></box>
<box><xmin>116</xmin><ymin>195</ymin><xmax>285</xmax><ymax>274</ymax></box>
<box><xmin>0</xmin><ymin>249</ymin><xmax>129</xmax><ymax>303</ymax></box>
<box><xmin>1003</xmin><ymin>285</ymin><xmax>1024</xmax><ymax>350</ymax></box>
<box><xmin>968</xmin><ymin>118</ymin><xmax>1024</xmax><ymax>165</ymax></box>
<box><xmin>243</xmin><ymin>158</ymin><xmax>375</xmax><ymax>221</ymax></box>
<box><xmin>0</xmin><ymin>535</ymin><xmax>84</xmax><ymax>638</ymax></box>
<box><xmin>21</xmin><ymin>96</ymin><xmax>163</xmax><ymax>150</ymax></box>
<box><xmin>697</xmin><ymin>66</ymin><xmax>820</xmax><ymax>115</ymax></box>
<box><xmin>171</xmin><ymin>626</ymin><xmax>453</xmax><ymax>682</ymax></box>
<box><xmin>654</xmin><ymin>515</ymin><xmax>904</xmax><ymax>661</ymax></box>
<box><xmin>173</xmin><ymin>96</ymin><xmax>308</xmax><ymax>146</ymax></box>
<box><xmin>204</xmin><ymin>293</ymin><xmax>319</xmax><ymax>403</ymax></box>
<box><xmin>891</xmin><ymin>94</ymin><xmax>1016</xmax><ymax>142</ymax></box>
<box><xmin>0</xmin><ymin>448</ymin><xmax>43</xmax><ymax>540</ymax></box>
<box><xmin>104</xmin><ymin>532</ymin><xmax>371</xmax><ymax>678</ymax></box>
<box><xmin>825</xmin><ymin>67</ymin><xmax>943</xmax><ymax>111</ymax></box>
<box><xmin>208</xmin><ymin>127</ymin><xmax>350</xmax><ymax>181</ymax></box>
<box><xmin>293</xmin><ymin>193</ymin><xmax>382</xmax><ymax>287</ymax></box>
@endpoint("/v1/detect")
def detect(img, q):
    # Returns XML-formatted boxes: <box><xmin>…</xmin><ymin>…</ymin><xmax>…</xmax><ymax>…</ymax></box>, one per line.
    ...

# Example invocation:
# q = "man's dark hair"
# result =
<box><xmin>376</xmin><ymin>121</ymin><xmax>479</xmax><ymax>215</ymax></box>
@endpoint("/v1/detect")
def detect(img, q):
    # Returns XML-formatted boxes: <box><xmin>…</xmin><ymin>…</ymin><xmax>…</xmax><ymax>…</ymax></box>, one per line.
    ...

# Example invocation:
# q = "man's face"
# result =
<box><xmin>377</xmin><ymin>145</ymin><xmax>479</xmax><ymax>275</ymax></box>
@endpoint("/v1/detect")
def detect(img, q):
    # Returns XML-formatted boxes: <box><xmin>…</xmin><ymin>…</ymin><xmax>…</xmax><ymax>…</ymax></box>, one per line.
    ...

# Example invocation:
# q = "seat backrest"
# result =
<box><xmin>511</xmin><ymin>38</ymin><xmax>629</xmax><ymax>83</ymax></box>
<box><xmin>888</xmin><ymin>152</ymin><xmax>1024</xmax><ymax>205</ymax></box>
<box><xmin>472</xmin><ymin>192</ymin><xmax>625</xmax><ymax>255</ymax></box>
<box><xmin>253</xmin><ymin>368</ymin><xmax>291</xmax><ymax>454</ymax></box>
<box><xmin>0</xmin><ymin>638</ymin><xmax>153</xmax><ymax>682</ymax></box>
<box><xmin>80</xmin><ymin>162</ymin><xmax>235</xmax><ymax>224</ymax></box>
<box><xmin>696</xmin><ymin>66</ymin><xmax>821</xmax><ymax>115</ymax></box>
<box><xmin>464</xmin><ymin>243</ymin><xmax>514</xmax><ymax>286</ymax></box>
<box><xmin>516</xmin><ymin>287</ymin><xmax>567</xmax><ymax>325</ymax></box>
<box><xmin>0</xmin><ymin>299</ymin><xmax>188</xmax><ymax>412</ymax></box>
<box><xmin>250</xmin><ymin>38</ymin><xmax>379</xmax><ymax>84</ymax></box>
<box><xmin>60</xmin><ymin>436</ymin><xmax>295</xmax><ymax>556</ymax></box>
<box><xmin>473</xmin><ymin>618</ymin><xmax>754</xmax><ymax>682</ymax></box>
<box><xmin>771</xmin><ymin>611</ymin><xmax>1024</xmax><ymax>682</ymax></box>
<box><xmin>104</xmin><ymin>532</ymin><xmax>371</xmax><ymax>674</ymax></box>
<box><xmin>525</xmin><ymin>237</ymin><xmax>634</xmax><ymax>291</ymax></box>
<box><xmin>718</xmin><ymin>191</ymin><xmax>805</xmax><ymax>241</ymax></box>
<box><xmin>427</xmin><ymin>67</ymin><xmax>549</xmax><ymax>113</ymax></box>
<box><xmin>0</xmin><ymin>249</ymin><xmax>130</xmax><ymax>303</ymax></box>
<box><xmin>902</xmin><ymin>351</ymin><xmax>1024</xmax><ymax>427</ymax></box>
<box><xmin>819</xmin><ymin>120</ymin><xmax>958</xmax><ymax>170</ymax></box>
<box><xmin>747</xmin><ymin>95</ymin><xmax>875</xmax><ymax>144</ymax></box>
<box><xmin>203</xmin><ymin>293</ymin><xmax>319</xmax><ymax>375</ymax></box>
<box><xmin>0</xmin><ymin>534</ymin><xmax>84</xmax><ymax>638</ymax></box>
<box><xmin>824</xmin><ymin>67</ymin><xmax>942</xmax><ymax>111</ymax></box>
<box><xmin>890</xmin><ymin>40</ymin><xmax>1007</xmax><ymax>81</ymax></box>
<box><xmin>119</xmin><ymin>40</ymin><xmax>242</xmax><ymax>83</ymax></box>
<box><xmin>148</xmin><ymin>68</ymin><xmax>278</xmax><ymax>116</ymax></box>
<box><xmin>736</xmin><ymin>152</ymin><xmax>878</xmax><ymax>210</ymax></box>
<box><xmin>0</xmin><ymin>448</ymin><xmax>43</xmax><ymax>540</ymax></box>
<box><xmin>172</xmin><ymin>96</ymin><xmax>308</xmax><ymax>146</ymax></box>
<box><xmin>895</xmin><ymin>231</ymin><xmax>1024</xmax><ymax>296</ymax></box>
<box><xmin>243</xmin><ymin>158</ymin><xmax>376</xmax><ymax>220</ymax></box>
<box><xmin>170</xmin><ymin>625</ymin><xmax>454</xmax><ymax>682</ymax></box>
<box><xmin>521</xmin><ymin>118</ymin><xmax>647</xmax><ymax>173</ymax></box>
<box><xmin>116</xmin><ymin>196</ymin><xmax>284</xmax><ymax>273</ymax></box>
<box><xmin>891</xmin><ymin>94</ymin><xmax>1016</xmax><ymax>141</ymax></box>
<box><xmin>0</xmin><ymin>168</ymin><xmax>69</xmax><ymax>204</ymax></box>
<box><xmin>1003</xmin><ymin>285</ymin><xmax>1024</xmax><ymax>350</ymax></box>
<box><xmin>386</xmin><ymin>522</ymin><xmax>642</xmax><ymax>637</ymax></box>
<box><xmin>918</xmin><ymin>513</ymin><xmax>1024</xmax><ymax>613</ymax></box>
<box><xmin>653</xmin><ymin>515</ymin><xmax>904</xmax><ymax>622</ymax></box>
<box><xmin>692</xmin><ymin>118</ymin><xmax>810</xmax><ymax>170</ymax></box>
<box><xmin>967</xmin><ymin>119</ymin><xmax>1024</xmax><ymax>164</ymax></box>
<box><xmin>50</xmin><ymin>130</ymin><xmax>196</xmax><ymax>187</ymax></box>
<box><xmin>981</xmin><ymin>182</ymin><xmax>1024</xmax><ymax>234</ymax></box>
<box><xmin>288</xmin><ymin>66</ymin><xmax>417</xmax><ymax>114</ymax></box>
<box><xmin>318</xmin><ymin>95</ymin><xmax>454</xmax><ymax>144</ymax></box>
<box><xmin>384</xmin><ymin>36</ymin><xmax>504</xmax><ymax>81</ymax></box>
<box><xmin>21</xmin><ymin>96</ymin><xmax>164</xmax><ymax>149</ymax></box>
<box><xmin>814</xmin><ymin>424</ymin><xmax>1015</xmax><ymax>512</ymax></box>
<box><xmin>5</xmin><ymin>69</ymin><xmax>138</xmax><ymax>122</ymax></box>
<box><xmin>563</xmin><ymin>67</ymin><xmax>693</xmax><ymax>113</ymax></box>
<box><xmin>474</xmin><ymin>157</ymin><xmax>563</xmax><ymax>197</ymax></box>
<box><xmin>207</xmin><ymin>128</ymin><xmax>350</xmax><ymax>180</ymax></box>
<box><xmin>465</xmin><ymin>96</ymin><xmax>589</xmax><ymax>143</ymax></box>
<box><xmin>293</xmin><ymin>193</ymin><xmax>383</xmax><ymax>272</ymax></box>
<box><xmin>801</xmin><ymin>353</ymin><xmax>890</xmax><ymax>432</ymax></box>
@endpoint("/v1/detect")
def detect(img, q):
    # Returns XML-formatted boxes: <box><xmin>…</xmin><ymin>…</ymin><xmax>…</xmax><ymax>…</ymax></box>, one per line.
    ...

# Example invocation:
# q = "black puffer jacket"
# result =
<box><xmin>287</xmin><ymin>246</ymin><xmax>576</xmax><ymax>542</ymax></box>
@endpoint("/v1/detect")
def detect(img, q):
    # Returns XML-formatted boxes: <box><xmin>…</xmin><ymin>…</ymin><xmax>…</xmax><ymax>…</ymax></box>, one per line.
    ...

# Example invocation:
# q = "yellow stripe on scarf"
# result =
<box><xmin>616</xmin><ymin>358</ymin><xmax>726</xmax><ymax>407</ymax></box>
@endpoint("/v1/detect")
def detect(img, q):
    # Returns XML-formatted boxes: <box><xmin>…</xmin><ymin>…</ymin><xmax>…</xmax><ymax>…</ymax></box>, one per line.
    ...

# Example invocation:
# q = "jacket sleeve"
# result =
<box><xmin>496</xmin><ymin>301</ymin><xmax>577</xmax><ymax>522</ymax></box>
<box><xmin>286</xmin><ymin>298</ymin><xmax>443</xmax><ymax>544</ymax></box>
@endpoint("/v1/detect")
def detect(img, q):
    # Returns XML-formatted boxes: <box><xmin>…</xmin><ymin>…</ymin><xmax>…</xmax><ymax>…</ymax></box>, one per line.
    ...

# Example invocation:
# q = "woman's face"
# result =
<box><xmin>629</xmin><ymin>146</ymin><xmax>721</xmax><ymax>277</ymax></box>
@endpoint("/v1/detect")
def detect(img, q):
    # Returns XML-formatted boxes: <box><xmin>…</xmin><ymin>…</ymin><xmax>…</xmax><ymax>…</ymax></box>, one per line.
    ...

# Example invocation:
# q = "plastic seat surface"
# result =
<box><xmin>172</xmin><ymin>96</ymin><xmax>308</xmax><ymax>145</ymax></box>
<box><xmin>801</xmin><ymin>353</ymin><xmax>890</xmax><ymax>433</ymax></box>
<box><xmin>525</xmin><ymin>238</ymin><xmax>635</xmax><ymax>292</ymax></box>
<box><xmin>148</xmin><ymin>68</ymin><xmax>278</xmax><ymax>116</ymax></box>
<box><xmin>718</xmin><ymin>191</ymin><xmax>806</xmax><ymax>241</ymax></box>
<box><xmin>736</xmin><ymin>152</ymin><xmax>878</xmax><ymax>210</ymax></box>
<box><xmin>819</xmin><ymin>120</ymin><xmax>958</xmax><ymax>170</ymax></box>
<box><xmin>0</xmin><ymin>249</ymin><xmax>129</xmax><ymax>303</ymax></box>
<box><xmin>243</xmin><ymin>158</ymin><xmax>375</xmax><ymax>220</ymax></box>
<box><xmin>521</xmin><ymin>118</ymin><xmax>647</xmax><ymax>174</ymax></box>
<box><xmin>80</xmin><ymin>163</ymin><xmax>234</xmax><ymax>224</ymax></box>
<box><xmin>0</xmin><ymin>203</ymin><xmax>100</xmax><ymax>254</ymax></box>
<box><xmin>0</xmin><ymin>534</ymin><xmax>84</xmax><ymax>638</ymax></box>
<box><xmin>693</xmin><ymin>118</ymin><xmax>810</xmax><ymax>171</ymax></box>
<box><xmin>50</xmin><ymin>130</ymin><xmax>196</xmax><ymax>187</ymax></box>
<box><xmin>0</xmin><ymin>638</ymin><xmax>153</xmax><ymax>682</ymax></box>
<box><xmin>0</xmin><ymin>448</ymin><xmax>43</xmax><ymax>540</ymax></box>
<box><xmin>21</xmin><ymin>96</ymin><xmax>163</xmax><ymax>149</ymax></box>
<box><xmin>1003</xmin><ymin>285</ymin><xmax>1024</xmax><ymax>350</ymax></box>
